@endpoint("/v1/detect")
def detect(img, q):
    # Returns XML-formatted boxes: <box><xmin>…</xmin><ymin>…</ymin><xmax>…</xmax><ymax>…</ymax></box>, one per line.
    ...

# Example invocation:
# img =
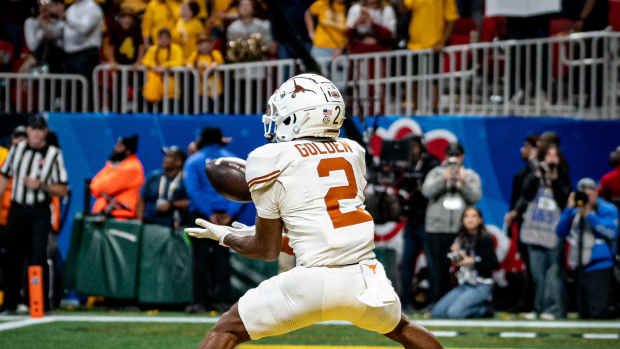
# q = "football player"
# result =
<box><xmin>185</xmin><ymin>73</ymin><xmax>444</xmax><ymax>349</ymax></box>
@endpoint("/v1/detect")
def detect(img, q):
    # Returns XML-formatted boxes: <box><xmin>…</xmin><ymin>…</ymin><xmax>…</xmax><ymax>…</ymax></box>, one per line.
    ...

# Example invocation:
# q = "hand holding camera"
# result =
<box><xmin>444</xmin><ymin>157</ymin><xmax>463</xmax><ymax>190</ymax></box>
<box><xmin>447</xmin><ymin>249</ymin><xmax>474</xmax><ymax>267</ymax></box>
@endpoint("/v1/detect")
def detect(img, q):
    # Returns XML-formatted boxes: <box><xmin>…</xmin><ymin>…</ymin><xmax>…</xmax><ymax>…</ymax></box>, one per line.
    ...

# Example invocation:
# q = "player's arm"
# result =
<box><xmin>223</xmin><ymin>216</ymin><xmax>283</xmax><ymax>261</ymax></box>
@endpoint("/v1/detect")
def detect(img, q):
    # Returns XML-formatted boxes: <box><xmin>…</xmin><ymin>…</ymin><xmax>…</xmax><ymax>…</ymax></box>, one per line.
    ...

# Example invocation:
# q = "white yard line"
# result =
<box><xmin>499</xmin><ymin>332</ymin><xmax>537</xmax><ymax>338</ymax></box>
<box><xmin>430</xmin><ymin>331</ymin><xmax>459</xmax><ymax>337</ymax></box>
<box><xmin>583</xmin><ymin>333</ymin><xmax>620</xmax><ymax>339</ymax></box>
<box><xmin>0</xmin><ymin>318</ymin><xmax>55</xmax><ymax>332</ymax></box>
<box><xmin>1</xmin><ymin>314</ymin><xmax>620</xmax><ymax>331</ymax></box>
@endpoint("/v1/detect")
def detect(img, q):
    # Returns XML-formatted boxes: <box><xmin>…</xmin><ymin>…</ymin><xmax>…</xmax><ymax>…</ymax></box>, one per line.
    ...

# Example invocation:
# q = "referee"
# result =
<box><xmin>0</xmin><ymin>115</ymin><xmax>68</xmax><ymax>314</ymax></box>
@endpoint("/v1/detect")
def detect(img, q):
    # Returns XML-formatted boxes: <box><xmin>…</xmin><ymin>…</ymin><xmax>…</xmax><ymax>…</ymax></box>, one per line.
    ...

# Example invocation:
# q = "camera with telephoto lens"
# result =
<box><xmin>575</xmin><ymin>191</ymin><xmax>589</xmax><ymax>207</ymax></box>
<box><xmin>447</xmin><ymin>250</ymin><xmax>466</xmax><ymax>263</ymax></box>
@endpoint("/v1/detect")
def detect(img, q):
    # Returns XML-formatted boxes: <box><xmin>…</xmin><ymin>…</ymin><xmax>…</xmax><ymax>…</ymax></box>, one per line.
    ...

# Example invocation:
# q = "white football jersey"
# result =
<box><xmin>246</xmin><ymin>138</ymin><xmax>376</xmax><ymax>267</ymax></box>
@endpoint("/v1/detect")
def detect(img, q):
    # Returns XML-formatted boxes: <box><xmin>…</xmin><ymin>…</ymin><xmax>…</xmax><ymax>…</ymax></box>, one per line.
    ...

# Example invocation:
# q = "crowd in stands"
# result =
<box><xmin>0</xmin><ymin>0</ymin><xmax>616</xmax><ymax>107</ymax></box>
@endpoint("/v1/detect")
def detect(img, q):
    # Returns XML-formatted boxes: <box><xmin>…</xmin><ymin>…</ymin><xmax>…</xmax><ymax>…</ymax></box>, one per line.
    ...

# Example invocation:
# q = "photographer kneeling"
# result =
<box><xmin>431</xmin><ymin>207</ymin><xmax>499</xmax><ymax>319</ymax></box>
<box><xmin>556</xmin><ymin>178</ymin><xmax>619</xmax><ymax>319</ymax></box>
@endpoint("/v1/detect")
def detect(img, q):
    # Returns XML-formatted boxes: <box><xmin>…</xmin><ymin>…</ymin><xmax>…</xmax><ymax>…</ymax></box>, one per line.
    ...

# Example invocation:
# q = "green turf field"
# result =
<box><xmin>1</xmin><ymin>314</ymin><xmax>620</xmax><ymax>349</ymax></box>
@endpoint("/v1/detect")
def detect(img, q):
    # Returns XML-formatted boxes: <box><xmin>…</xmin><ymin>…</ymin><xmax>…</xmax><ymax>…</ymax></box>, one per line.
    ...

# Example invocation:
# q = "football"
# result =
<box><xmin>205</xmin><ymin>157</ymin><xmax>252</xmax><ymax>203</ymax></box>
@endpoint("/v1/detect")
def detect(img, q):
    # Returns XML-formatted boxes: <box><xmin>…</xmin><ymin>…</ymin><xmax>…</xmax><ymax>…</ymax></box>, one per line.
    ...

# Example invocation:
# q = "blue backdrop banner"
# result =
<box><xmin>47</xmin><ymin>113</ymin><xmax>620</xmax><ymax>258</ymax></box>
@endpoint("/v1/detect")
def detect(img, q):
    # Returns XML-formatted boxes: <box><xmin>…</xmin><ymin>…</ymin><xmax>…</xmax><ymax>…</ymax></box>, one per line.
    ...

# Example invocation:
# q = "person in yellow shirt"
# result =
<box><xmin>402</xmin><ymin>0</ymin><xmax>458</xmax><ymax>113</ymax></box>
<box><xmin>186</xmin><ymin>32</ymin><xmax>224</xmax><ymax>101</ymax></box>
<box><xmin>121</xmin><ymin>0</ymin><xmax>148</xmax><ymax>16</ymax></box>
<box><xmin>403</xmin><ymin>0</ymin><xmax>458</xmax><ymax>51</ymax></box>
<box><xmin>305</xmin><ymin>0</ymin><xmax>347</xmax><ymax>60</ymax></box>
<box><xmin>173</xmin><ymin>1</ymin><xmax>205</xmax><ymax>60</ymax></box>
<box><xmin>142</xmin><ymin>28</ymin><xmax>184</xmax><ymax>101</ymax></box>
<box><xmin>142</xmin><ymin>0</ymin><xmax>182</xmax><ymax>46</ymax></box>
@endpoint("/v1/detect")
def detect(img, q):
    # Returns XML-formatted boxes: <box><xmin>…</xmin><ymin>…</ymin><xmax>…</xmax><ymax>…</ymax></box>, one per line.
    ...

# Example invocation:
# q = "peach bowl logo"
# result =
<box><xmin>369</xmin><ymin>118</ymin><xmax>457</xmax><ymax>162</ymax></box>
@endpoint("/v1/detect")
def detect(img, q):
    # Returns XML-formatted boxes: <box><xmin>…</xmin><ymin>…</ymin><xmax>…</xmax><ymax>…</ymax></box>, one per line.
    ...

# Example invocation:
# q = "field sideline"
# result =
<box><xmin>1</xmin><ymin>313</ymin><xmax>619</xmax><ymax>349</ymax></box>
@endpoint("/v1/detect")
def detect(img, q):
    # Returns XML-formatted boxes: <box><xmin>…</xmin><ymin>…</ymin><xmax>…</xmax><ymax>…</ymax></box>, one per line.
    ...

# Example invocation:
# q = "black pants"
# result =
<box><xmin>399</xmin><ymin>223</ymin><xmax>426</xmax><ymax>309</ymax></box>
<box><xmin>63</xmin><ymin>47</ymin><xmax>100</xmax><ymax>110</ymax></box>
<box><xmin>425</xmin><ymin>232</ymin><xmax>457</xmax><ymax>303</ymax></box>
<box><xmin>577</xmin><ymin>267</ymin><xmax>612</xmax><ymax>319</ymax></box>
<box><xmin>2</xmin><ymin>202</ymin><xmax>50</xmax><ymax>311</ymax></box>
<box><xmin>189</xmin><ymin>212</ymin><xmax>231</xmax><ymax>307</ymax></box>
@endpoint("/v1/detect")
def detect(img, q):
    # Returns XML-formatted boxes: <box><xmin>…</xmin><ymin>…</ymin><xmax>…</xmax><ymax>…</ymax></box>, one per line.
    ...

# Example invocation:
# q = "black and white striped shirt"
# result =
<box><xmin>0</xmin><ymin>141</ymin><xmax>68</xmax><ymax>206</ymax></box>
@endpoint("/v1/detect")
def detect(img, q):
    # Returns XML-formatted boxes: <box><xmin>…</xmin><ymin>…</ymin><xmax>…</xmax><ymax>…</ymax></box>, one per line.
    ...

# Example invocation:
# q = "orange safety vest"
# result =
<box><xmin>0</xmin><ymin>147</ymin><xmax>12</xmax><ymax>226</ymax></box>
<box><xmin>90</xmin><ymin>154</ymin><xmax>145</xmax><ymax>219</ymax></box>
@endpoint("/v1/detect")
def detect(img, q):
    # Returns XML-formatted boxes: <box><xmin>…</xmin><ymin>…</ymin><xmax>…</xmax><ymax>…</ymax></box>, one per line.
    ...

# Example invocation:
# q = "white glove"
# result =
<box><xmin>230</xmin><ymin>221</ymin><xmax>256</xmax><ymax>236</ymax></box>
<box><xmin>184</xmin><ymin>219</ymin><xmax>255</xmax><ymax>246</ymax></box>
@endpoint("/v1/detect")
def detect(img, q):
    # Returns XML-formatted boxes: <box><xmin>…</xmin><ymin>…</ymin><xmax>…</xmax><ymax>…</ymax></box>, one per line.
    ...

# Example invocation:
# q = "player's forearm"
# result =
<box><xmin>223</xmin><ymin>234</ymin><xmax>279</xmax><ymax>261</ymax></box>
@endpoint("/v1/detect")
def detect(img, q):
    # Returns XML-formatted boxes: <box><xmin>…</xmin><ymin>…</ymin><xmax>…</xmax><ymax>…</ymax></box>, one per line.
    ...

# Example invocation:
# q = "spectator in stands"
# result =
<box><xmin>186</xmin><ymin>32</ymin><xmax>224</xmax><ymax>103</ymax></box>
<box><xmin>0</xmin><ymin>0</ymin><xmax>33</xmax><ymax>63</ymax></box>
<box><xmin>0</xmin><ymin>114</ymin><xmax>69</xmax><ymax>314</ymax></box>
<box><xmin>121</xmin><ymin>0</ymin><xmax>148</xmax><ymax>16</ymax></box>
<box><xmin>52</xmin><ymin>0</ymin><xmax>103</xmax><ymax>80</ymax></box>
<box><xmin>183</xmin><ymin>126</ymin><xmax>242</xmax><ymax>314</ymax></box>
<box><xmin>141</xmin><ymin>28</ymin><xmax>184</xmax><ymax>103</ymax></box>
<box><xmin>90</xmin><ymin>134</ymin><xmax>145</xmax><ymax>219</ymax></box>
<box><xmin>173</xmin><ymin>1</ymin><xmax>204</xmax><ymax>60</ymax></box>
<box><xmin>505</xmin><ymin>9</ymin><xmax>551</xmax><ymax>105</ymax></box>
<box><xmin>305</xmin><ymin>0</ymin><xmax>348</xmax><ymax>60</ymax></box>
<box><xmin>571</xmin><ymin>0</ymin><xmax>608</xmax><ymax>107</ymax></box>
<box><xmin>345</xmin><ymin>0</ymin><xmax>396</xmax><ymax>54</ymax></box>
<box><xmin>142</xmin><ymin>0</ymin><xmax>181</xmax><ymax>47</ymax></box>
<box><xmin>599</xmin><ymin>146</ymin><xmax>620</xmax><ymax>211</ymax></box>
<box><xmin>402</xmin><ymin>0</ymin><xmax>458</xmax><ymax>112</ymax></box>
<box><xmin>571</xmin><ymin>0</ymin><xmax>608</xmax><ymax>33</ymax></box>
<box><xmin>104</xmin><ymin>7</ymin><xmax>145</xmax><ymax>70</ymax></box>
<box><xmin>399</xmin><ymin>135</ymin><xmax>440</xmax><ymax>312</ymax></box>
<box><xmin>270</xmin><ymin>0</ymin><xmax>313</xmax><ymax>61</ymax></box>
<box><xmin>205</xmin><ymin>0</ymin><xmax>238</xmax><ymax>41</ymax></box>
<box><xmin>137</xmin><ymin>146</ymin><xmax>188</xmax><ymax>228</ymax></box>
<box><xmin>226</xmin><ymin>0</ymin><xmax>276</xmax><ymax>61</ymax></box>
<box><xmin>513</xmin><ymin>143</ymin><xmax>570</xmax><ymax>320</ymax></box>
<box><xmin>556</xmin><ymin>178</ymin><xmax>618</xmax><ymax>319</ymax></box>
<box><xmin>422</xmin><ymin>142</ymin><xmax>482</xmax><ymax>305</ymax></box>
<box><xmin>23</xmin><ymin>0</ymin><xmax>64</xmax><ymax>74</ymax></box>
<box><xmin>431</xmin><ymin>206</ymin><xmax>498</xmax><ymax>318</ymax></box>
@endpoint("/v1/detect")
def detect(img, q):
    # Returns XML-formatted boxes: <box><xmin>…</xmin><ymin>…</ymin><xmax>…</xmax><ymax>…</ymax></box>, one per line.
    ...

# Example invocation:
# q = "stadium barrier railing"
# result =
<box><xmin>0</xmin><ymin>73</ymin><xmax>88</xmax><ymax>113</ymax></box>
<box><xmin>1</xmin><ymin>31</ymin><xmax>618</xmax><ymax>118</ymax></box>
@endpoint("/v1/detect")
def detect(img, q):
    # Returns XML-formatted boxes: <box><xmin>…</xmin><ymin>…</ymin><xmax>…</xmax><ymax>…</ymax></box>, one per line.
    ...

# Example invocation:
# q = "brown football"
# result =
<box><xmin>205</xmin><ymin>157</ymin><xmax>252</xmax><ymax>203</ymax></box>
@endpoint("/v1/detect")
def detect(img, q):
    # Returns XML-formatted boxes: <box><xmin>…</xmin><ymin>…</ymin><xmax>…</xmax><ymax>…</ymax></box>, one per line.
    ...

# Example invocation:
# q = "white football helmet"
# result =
<box><xmin>262</xmin><ymin>73</ymin><xmax>346</xmax><ymax>142</ymax></box>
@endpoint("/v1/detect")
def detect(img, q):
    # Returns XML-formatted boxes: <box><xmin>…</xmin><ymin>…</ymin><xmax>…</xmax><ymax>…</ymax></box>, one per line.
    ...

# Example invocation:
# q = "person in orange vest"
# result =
<box><xmin>0</xmin><ymin>127</ymin><xmax>27</xmax><ymax>227</ymax></box>
<box><xmin>90</xmin><ymin>135</ymin><xmax>145</xmax><ymax>219</ymax></box>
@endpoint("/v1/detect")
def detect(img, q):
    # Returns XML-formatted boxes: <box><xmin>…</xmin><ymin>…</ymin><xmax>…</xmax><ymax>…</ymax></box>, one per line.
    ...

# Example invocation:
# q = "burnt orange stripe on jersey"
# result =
<box><xmin>248</xmin><ymin>172</ymin><xmax>280</xmax><ymax>188</ymax></box>
<box><xmin>247</xmin><ymin>170</ymin><xmax>280</xmax><ymax>186</ymax></box>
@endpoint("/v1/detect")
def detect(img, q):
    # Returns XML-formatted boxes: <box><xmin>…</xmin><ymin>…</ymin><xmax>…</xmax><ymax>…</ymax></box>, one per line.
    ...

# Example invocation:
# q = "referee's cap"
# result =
<box><xmin>27</xmin><ymin>114</ymin><xmax>48</xmax><ymax>129</ymax></box>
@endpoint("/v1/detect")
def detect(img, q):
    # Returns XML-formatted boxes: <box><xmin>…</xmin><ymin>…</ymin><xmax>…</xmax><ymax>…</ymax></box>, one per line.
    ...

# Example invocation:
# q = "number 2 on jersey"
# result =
<box><xmin>317</xmin><ymin>157</ymin><xmax>373</xmax><ymax>229</ymax></box>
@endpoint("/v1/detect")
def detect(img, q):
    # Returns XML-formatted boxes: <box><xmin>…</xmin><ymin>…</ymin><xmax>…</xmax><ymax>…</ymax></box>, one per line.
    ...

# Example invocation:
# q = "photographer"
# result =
<box><xmin>399</xmin><ymin>135</ymin><xmax>440</xmax><ymax>311</ymax></box>
<box><xmin>556</xmin><ymin>178</ymin><xmax>618</xmax><ymax>319</ymax></box>
<box><xmin>514</xmin><ymin>143</ymin><xmax>570</xmax><ymax>319</ymax></box>
<box><xmin>422</xmin><ymin>142</ymin><xmax>482</xmax><ymax>304</ymax></box>
<box><xmin>431</xmin><ymin>207</ymin><xmax>498</xmax><ymax>318</ymax></box>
